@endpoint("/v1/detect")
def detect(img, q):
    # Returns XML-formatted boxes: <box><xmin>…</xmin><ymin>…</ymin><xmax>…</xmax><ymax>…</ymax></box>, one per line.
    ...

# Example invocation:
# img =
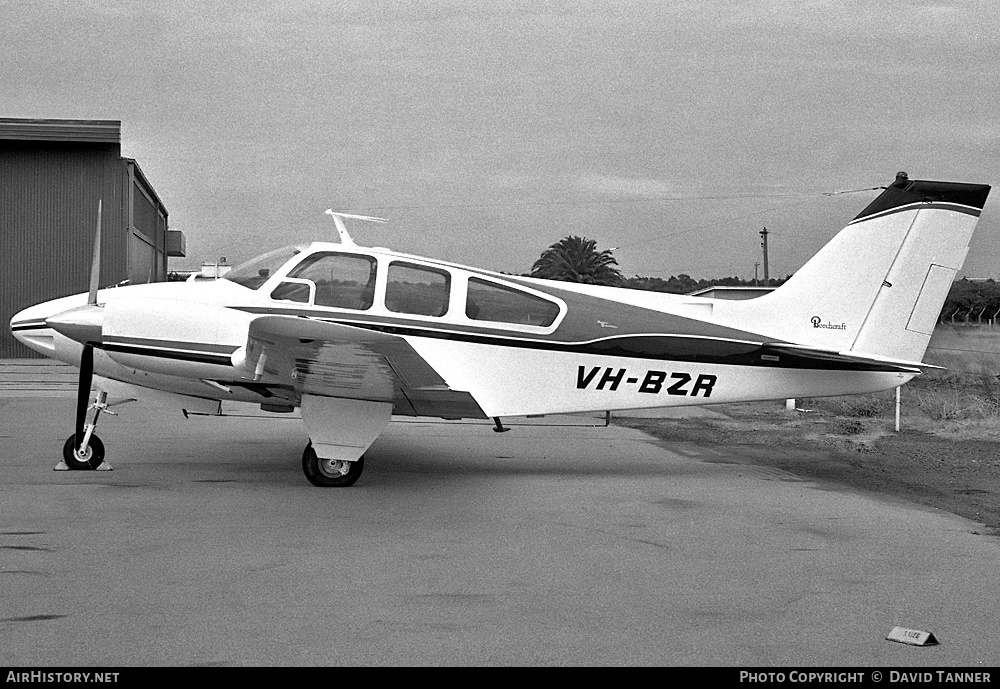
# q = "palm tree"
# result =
<box><xmin>530</xmin><ymin>236</ymin><xmax>623</xmax><ymax>286</ymax></box>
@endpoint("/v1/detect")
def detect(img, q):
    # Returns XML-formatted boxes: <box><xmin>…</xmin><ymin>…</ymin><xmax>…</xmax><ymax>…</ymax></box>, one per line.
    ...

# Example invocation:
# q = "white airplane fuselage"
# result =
<box><xmin>11</xmin><ymin>245</ymin><xmax>915</xmax><ymax>419</ymax></box>
<box><xmin>8</xmin><ymin>175</ymin><xmax>992</xmax><ymax>486</ymax></box>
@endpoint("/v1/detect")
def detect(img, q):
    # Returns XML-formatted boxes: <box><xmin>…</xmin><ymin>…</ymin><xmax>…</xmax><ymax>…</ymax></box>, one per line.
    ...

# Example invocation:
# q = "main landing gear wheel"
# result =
<box><xmin>302</xmin><ymin>442</ymin><xmax>364</xmax><ymax>487</ymax></box>
<box><xmin>62</xmin><ymin>434</ymin><xmax>105</xmax><ymax>470</ymax></box>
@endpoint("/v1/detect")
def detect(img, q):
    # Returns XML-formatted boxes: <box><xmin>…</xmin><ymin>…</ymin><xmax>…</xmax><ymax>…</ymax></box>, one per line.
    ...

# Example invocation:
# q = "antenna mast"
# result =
<box><xmin>759</xmin><ymin>226</ymin><xmax>770</xmax><ymax>281</ymax></box>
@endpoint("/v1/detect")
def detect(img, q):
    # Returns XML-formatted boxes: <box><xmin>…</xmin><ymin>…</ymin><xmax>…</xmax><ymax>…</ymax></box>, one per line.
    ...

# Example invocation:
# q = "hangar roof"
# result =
<box><xmin>0</xmin><ymin>118</ymin><xmax>121</xmax><ymax>143</ymax></box>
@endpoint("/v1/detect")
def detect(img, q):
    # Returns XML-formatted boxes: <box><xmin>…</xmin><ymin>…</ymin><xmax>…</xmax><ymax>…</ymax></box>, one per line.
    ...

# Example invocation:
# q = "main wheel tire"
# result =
<box><xmin>62</xmin><ymin>434</ymin><xmax>105</xmax><ymax>470</ymax></box>
<box><xmin>302</xmin><ymin>442</ymin><xmax>364</xmax><ymax>487</ymax></box>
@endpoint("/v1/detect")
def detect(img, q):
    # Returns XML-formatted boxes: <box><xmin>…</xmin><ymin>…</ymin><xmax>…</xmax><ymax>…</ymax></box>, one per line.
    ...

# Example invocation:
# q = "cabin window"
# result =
<box><xmin>465</xmin><ymin>278</ymin><xmax>560</xmax><ymax>326</ymax></box>
<box><xmin>283</xmin><ymin>252</ymin><xmax>377</xmax><ymax>310</ymax></box>
<box><xmin>385</xmin><ymin>262</ymin><xmax>450</xmax><ymax>317</ymax></box>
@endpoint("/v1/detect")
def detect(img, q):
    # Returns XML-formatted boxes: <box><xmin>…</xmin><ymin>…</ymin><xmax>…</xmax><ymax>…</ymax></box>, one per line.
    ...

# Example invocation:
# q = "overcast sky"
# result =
<box><xmin>4</xmin><ymin>0</ymin><xmax>999</xmax><ymax>279</ymax></box>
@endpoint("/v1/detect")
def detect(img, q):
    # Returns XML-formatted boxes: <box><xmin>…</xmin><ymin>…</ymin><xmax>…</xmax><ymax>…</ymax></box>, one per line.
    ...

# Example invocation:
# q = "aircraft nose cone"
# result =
<box><xmin>45</xmin><ymin>304</ymin><xmax>105</xmax><ymax>345</ymax></box>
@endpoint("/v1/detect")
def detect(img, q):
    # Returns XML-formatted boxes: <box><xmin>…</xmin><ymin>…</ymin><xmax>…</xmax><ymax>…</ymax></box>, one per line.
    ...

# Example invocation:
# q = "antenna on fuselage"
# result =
<box><xmin>324</xmin><ymin>210</ymin><xmax>388</xmax><ymax>247</ymax></box>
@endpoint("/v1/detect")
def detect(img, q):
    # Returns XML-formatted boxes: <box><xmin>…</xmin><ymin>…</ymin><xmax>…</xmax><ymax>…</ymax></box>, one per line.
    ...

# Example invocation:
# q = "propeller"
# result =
<box><xmin>88</xmin><ymin>199</ymin><xmax>101</xmax><ymax>305</ymax></box>
<box><xmin>75</xmin><ymin>200</ymin><xmax>101</xmax><ymax>452</ymax></box>
<box><xmin>43</xmin><ymin>199</ymin><xmax>110</xmax><ymax>469</ymax></box>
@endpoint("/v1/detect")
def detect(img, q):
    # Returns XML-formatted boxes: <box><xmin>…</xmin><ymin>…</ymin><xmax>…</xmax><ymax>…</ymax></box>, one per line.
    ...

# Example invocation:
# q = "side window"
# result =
<box><xmin>283</xmin><ymin>253</ymin><xmax>377</xmax><ymax>310</ymax></box>
<box><xmin>465</xmin><ymin>278</ymin><xmax>560</xmax><ymax>327</ymax></box>
<box><xmin>269</xmin><ymin>279</ymin><xmax>313</xmax><ymax>304</ymax></box>
<box><xmin>385</xmin><ymin>262</ymin><xmax>450</xmax><ymax>317</ymax></box>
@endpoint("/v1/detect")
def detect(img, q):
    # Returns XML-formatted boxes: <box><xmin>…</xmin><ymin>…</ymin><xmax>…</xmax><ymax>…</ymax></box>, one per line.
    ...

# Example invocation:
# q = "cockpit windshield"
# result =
<box><xmin>222</xmin><ymin>245</ymin><xmax>304</xmax><ymax>290</ymax></box>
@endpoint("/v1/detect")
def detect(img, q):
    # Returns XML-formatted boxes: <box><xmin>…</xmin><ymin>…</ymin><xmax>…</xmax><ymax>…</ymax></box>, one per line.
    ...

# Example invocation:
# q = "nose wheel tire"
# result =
<box><xmin>302</xmin><ymin>442</ymin><xmax>364</xmax><ymax>487</ymax></box>
<box><xmin>62</xmin><ymin>434</ymin><xmax>105</xmax><ymax>470</ymax></box>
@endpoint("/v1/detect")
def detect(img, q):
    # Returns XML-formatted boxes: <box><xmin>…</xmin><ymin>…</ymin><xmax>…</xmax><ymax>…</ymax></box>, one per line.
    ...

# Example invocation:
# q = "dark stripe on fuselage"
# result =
<box><xmin>16</xmin><ymin>305</ymin><xmax>907</xmax><ymax>372</ymax></box>
<box><xmin>10</xmin><ymin>320</ymin><xmax>48</xmax><ymax>332</ymax></box>
<box><xmin>102</xmin><ymin>335</ymin><xmax>238</xmax><ymax>355</ymax></box>
<box><xmin>94</xmin><ymin>322</ymin><xmax>909</xmax><ymax>372</ymax></box>
<box><xmin>100</xmin><ymin>343</ymin><xmax>234</xmax><ymax>367</ymax></box>
<box><xmin>350</xmin><ymin>323</ymin><xmax>910</xmax><ymax>372</ymax></box>
<box><xmin>848</xmin><ymin>201</ymin><xmax>982</xmax><ymax>226</ymax></box>
<box><xmin>233</xmin><ymin>306</ymin><xmax>909</xmax><ymax>372</ymax></box>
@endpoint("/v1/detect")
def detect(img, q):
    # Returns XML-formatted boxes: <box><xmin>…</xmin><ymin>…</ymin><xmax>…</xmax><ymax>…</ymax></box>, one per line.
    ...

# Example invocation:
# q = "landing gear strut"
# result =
<box><xmin>302</xmin><ymin>442</ymin><xmax>364</xmax><ymax>487</ymax></box>
<box><xmin>60</xmin><ymin>390</ymin><xmax>114</xmax><ymax>471</ymax></box>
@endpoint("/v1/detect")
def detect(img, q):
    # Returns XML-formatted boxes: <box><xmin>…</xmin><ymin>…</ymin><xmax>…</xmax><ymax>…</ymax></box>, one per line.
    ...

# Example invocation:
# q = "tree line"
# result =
<box><xmin>940</xmin><ymin>279</ymin><xmax>1000</xmax><ymax>324</ymax></box>
<box><xmin>528</xmin><ymin>235</ymin><xmax>787</xmax><ymax>293</ymax></box>
<box><xmin>529</xmin><ymin>235</ymin><xmax>993</xmax><ymax>324</ymax></box>
<box><xmin>618</xmin><ymin>274</ymin><xmax>787</xmax><ymax>294</ymax></box>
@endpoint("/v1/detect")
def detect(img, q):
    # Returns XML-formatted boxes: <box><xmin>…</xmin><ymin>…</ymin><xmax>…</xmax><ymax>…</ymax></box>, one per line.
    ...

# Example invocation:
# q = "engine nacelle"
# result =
<box><xmin>101</xmin><ymin>297</ymin><xmax>252</xmax><ymax>379</ymax></box>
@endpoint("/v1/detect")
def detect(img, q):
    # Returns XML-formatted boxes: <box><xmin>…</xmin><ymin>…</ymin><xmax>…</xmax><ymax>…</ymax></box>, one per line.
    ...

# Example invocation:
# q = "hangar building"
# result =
<box><xmin>1</xmin><ymin>118</ymin><xmax>185</xmax><ymax>357</ymax></box>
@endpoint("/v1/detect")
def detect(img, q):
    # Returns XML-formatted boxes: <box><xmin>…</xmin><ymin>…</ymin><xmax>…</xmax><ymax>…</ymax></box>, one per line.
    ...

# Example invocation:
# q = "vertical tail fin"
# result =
<box><xmin>720</xmin><ymin>173</ymin><xmax>990</xmax><ymax>363</ymax></box>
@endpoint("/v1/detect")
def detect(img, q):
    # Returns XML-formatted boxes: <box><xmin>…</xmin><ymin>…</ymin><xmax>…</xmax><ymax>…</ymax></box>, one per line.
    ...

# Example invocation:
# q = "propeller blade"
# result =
<box><xmin>70</xmin><ymin>201</ymin><xmax>102</xmax><ymax>454</ymax></box>
<box><xmin>88</xmin><ymin>200</ymin><xmax>102</xmax><ymax>306</ymax></box>
<box><xmin>75</xmin><ymin>345</ymin><xmax>94</xmax><ymax>447</ymax></box>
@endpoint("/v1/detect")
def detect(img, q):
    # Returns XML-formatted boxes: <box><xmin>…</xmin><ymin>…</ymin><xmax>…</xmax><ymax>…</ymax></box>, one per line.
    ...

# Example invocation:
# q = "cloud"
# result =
<box><xmin>572</xmin><ymin>173</ymin><xmax>681</xmax><ymax>199</ymax></box>
<box><xmin>725</xmin><ymin>0</ymin><xmax>991</xmax><ymax>42</ymax></box>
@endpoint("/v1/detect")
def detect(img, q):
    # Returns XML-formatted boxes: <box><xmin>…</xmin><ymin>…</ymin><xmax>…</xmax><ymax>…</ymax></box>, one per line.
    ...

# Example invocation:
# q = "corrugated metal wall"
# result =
<box><xmin>1</xmin><ymin>140</ymin><xmax>129</xmax><ymax>357</ymax></box>
<box><xmin>127</xmin><ymin>161</ymin><xmax>169</xmax><ymax>283</ymax></box>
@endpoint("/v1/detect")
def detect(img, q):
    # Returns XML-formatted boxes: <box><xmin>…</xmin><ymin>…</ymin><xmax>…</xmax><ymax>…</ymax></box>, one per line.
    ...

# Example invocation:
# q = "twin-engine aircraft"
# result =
<box><xmin>9</xmin><ymin>173</ymin><xmax>992</xmax><ymax>486</ymax></box>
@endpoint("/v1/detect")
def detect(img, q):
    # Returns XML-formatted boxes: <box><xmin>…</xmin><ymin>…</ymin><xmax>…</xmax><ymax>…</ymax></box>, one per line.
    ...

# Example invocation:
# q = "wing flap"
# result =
<box><xmin>237</xmin><ymin>315</ymin><xmax>486</xmax><ymax>417</ymax></box>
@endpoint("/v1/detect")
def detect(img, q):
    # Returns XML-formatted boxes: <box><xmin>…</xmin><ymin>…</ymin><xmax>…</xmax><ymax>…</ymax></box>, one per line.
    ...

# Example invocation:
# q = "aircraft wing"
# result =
<box><xmin>236</xmin><ymin>315</ymin><xmax>487</xmax><ymax>418</ymax></box>
<box><xmin>760</xmin><ymin>343</ymin><xmax>933</xmax><ymax>373</ymax></box>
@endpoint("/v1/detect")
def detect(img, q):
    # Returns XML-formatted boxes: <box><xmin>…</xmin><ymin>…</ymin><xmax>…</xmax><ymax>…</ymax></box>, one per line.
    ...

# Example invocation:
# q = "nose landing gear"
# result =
<box><xmin>58</xmin><ymin>390</ymin><xmax>114</xmax><ymax>471</ymax></box>
<box><xmin>61</xmin><ymin>434</ymin><xmax>106</xmax><ymax>470</ymax></box>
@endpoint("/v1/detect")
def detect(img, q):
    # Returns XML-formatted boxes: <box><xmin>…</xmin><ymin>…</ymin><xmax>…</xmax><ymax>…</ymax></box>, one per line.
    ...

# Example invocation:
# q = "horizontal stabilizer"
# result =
<box><xmin>762</xmin><ymin>343</ymin><xmax>932</xmax><ymax>373</ymax></box>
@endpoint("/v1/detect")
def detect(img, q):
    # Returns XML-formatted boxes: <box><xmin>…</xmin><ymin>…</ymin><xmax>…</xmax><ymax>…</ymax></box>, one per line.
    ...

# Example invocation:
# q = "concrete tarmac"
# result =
<box><xmin>0</xmin><ymin>392</ymin><xmax>998</xmax><ymax>667</ymax></box>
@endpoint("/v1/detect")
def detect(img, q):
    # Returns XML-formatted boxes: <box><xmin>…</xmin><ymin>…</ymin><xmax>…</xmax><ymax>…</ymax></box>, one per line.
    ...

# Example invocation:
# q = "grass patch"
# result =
<box><xmin>615</xmin><ymin>369</ymin><xmax>1000</xmax><ymax>532</ymax></box>
<box><xmin>794</xmin><ymin>369</ymin><xmax>1000</xmax><ymax>440</ymax></box>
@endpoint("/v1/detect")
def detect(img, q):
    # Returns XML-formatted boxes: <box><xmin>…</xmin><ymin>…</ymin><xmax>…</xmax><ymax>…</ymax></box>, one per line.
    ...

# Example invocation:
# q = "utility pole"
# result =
<box><xmin>759</xmin><ymin>227</ymin><xmax>770</xmax><ymax>282</ymax></box>
<box><xmin>753</xmin><ymin>262</ymin><xmax>760</xmax><ymax>286</ymax></box>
